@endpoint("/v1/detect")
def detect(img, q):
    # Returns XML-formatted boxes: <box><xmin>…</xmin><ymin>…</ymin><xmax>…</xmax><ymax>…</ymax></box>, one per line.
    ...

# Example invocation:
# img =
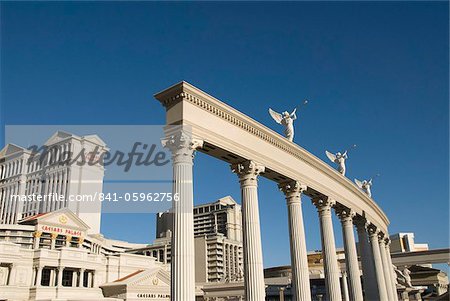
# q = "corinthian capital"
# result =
<box><xmin>231</xmin><ymin>160</ymin><xmax>265</xmax><ymax>187</ymax></box>
<box><xmin>366</xmin><ymin>223</ymin><xmax>379</xmax><ymax>237</ymax></box>
<box><xmin>353</xmin><ymin>215</ymin><xmax>369</xmax><ymax>230</ymax></box>
<box><xmin>278</xmin><ymin>180</ymin><xmax>307</xmax><ymax>203</ymax></box>
<box><xmin>162</xmin><ymin>131</ymin><xmax>203</xmax><ymax>164</ymax></box>
<box><xmin>334</xmin><ymin>205</ymin><xmax>356</xmax><ymax>222</ymax></box>
<box><xmin>312</xmin><ymin>196</ymin><xmax>336</xmax><ymax>213</ymax></box>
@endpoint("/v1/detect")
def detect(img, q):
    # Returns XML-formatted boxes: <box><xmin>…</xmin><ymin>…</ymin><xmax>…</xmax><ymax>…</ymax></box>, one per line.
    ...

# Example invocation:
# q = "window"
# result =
<box><xmin>41</xmin><ymin>268</ymin><xmax>51</xmax><ymax>286</ymax></box>
<box><xmin>62</xmin><ymin>269</ymin><xmax>73</xmax><ymax>287</ymax></box>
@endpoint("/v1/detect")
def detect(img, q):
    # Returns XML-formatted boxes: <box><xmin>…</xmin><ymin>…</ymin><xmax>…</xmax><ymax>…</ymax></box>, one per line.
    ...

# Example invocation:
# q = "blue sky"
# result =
<box><xmin>1</xmin><ymin>2</ymin><xmax>448</xmax><ymax>269</ymax></box>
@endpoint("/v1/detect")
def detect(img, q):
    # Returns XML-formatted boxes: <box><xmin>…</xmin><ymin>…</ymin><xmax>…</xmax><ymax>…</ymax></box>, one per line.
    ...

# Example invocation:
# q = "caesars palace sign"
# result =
<box><xmin>38</xmin><ymin>224</ymin><xmax>84</xmax><ymax>237</ymax></box>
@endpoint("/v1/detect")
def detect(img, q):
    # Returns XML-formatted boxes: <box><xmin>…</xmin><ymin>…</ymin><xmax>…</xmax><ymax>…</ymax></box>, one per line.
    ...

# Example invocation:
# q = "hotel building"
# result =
<box><xmin>0</xmin><ymin>131</ymin><xmax>107</xmax><ymax>233</ymax></box>
<box><xmin>0</xmin><ymin>208</ymin><xmax>169</xmax><ymax>301</ymax></box>
<box><xmin>128</xmin><ymin>196</ymin><xmax>244</xmax><ymax>283</ymax></box>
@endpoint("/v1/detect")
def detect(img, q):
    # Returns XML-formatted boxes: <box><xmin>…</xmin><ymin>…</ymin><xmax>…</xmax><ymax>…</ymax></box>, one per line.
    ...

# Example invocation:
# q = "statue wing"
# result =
<box><xmin>325</xmin><ymin>150</ymin><xmax>336</xmax><ymax>163</ymax></box>
<box><xmin>354</xmin><ymin>178</ymin><xmax>364</xmax><ymax>189</ymax></box>
<box><xmin>269</xmin><ymin>108</ymin><xmax>283</xmax><ymax>124</ymax></box>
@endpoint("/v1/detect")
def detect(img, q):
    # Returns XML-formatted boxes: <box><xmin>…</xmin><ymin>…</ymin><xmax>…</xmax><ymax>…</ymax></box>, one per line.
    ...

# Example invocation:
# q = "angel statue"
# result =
<box><xmin>355</xmin><ymin>178</ymin><xmax>373</xmax><ymax>197</ymax></box>
<box><xmin>326</xmin><ymin>150</ymin><xmax>348</xmax><ymax>176</ymax></box>
<box><xmin>269</xmin><ymin>108</ymin><xmax>297</xmax><ymax>142</ymax></box>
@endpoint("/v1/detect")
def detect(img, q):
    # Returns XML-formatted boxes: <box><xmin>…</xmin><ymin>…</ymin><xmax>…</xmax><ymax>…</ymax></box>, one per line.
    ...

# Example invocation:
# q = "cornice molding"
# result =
<box><xmin>154</xmin><ymin>81</ymin><xmax>389</xmax><ymax>228</ymax></box>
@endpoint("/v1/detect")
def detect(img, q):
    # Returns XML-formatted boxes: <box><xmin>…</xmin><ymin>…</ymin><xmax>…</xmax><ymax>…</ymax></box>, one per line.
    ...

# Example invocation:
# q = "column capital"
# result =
<box><xmin>334</xmin><ymin>205</ymin><xmax>356</xmax><ymax>222</ymax></box>
<box><xmin>384</xmin><ymin>237</ymin><xmax>391</xmax><ymax>246</ymax></box>
<box><xmin>162</xmin><ymin>131</ymin><xmax>203</xmax><ymax>164</ymax></box>
<box><xmin>34</xmin><ymin>231</ymin><xmax>42</xmax><ymax>238</ymax></box>
<box><xmin>353</xmin><ymin>215</ymin><xmax>369</xmax><ymax>229</ymax></box>
<box><xmin>278</xmin><ymin>180</ymin><xmax>307</xmax><ymax>201</ymax></box>
<box><xmin>366</xmin><ymin>223</ymin><xmax>379</xmax><ymax>236</ymax></box>
<box><xmin>50</xmin><ymin>233</ymin><xmax>58</xmax><ymax>240</ymax></box>
<box><xmin>312</xmin><ymin>196</ymin><xmax>335</xmax><ymax>212</ymax></box>
<box><xmin>79</xmin><ymin>237</ymin><xmax>85</xmax><ymax>245</ymax></box>
<box><xmin>231</xmin><ymin>160</ymin><xmax>265</xmax><ymax>187</ymax></box>
<box><xmin>378</xmin><ymin>231</ymin><xmax>386</xmax><ymax>243</ymax></box>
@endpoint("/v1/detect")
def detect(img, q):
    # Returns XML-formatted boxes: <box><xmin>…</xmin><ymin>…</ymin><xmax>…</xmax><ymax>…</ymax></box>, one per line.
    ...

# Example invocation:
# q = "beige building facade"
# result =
<box><xmin>129</xmin><ymin>197</ymin><xmax>244</xmax><ymax>284</ymax></box>
<box><xmin>0</xmin><ymin>131</ymin><xmax>106</xmax><ymax>233</ymax></box>
<box><xmin>0</xmin><ymin>208</ymin><xmax>167</xmax><ymax>301</ymax></box>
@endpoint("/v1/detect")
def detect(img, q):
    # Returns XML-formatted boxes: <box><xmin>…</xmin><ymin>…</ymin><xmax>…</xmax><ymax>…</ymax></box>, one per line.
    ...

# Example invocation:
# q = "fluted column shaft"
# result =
<box><xmin>163</xmin><ymin>132</ymin><xmax>203</xmax><ymax>301</ymax></box>
<box><xmin>385</xmin><ymin>239</ymin><xmax>398</xmax><ymax>300</ymax></box>
<box><xmin>354</xmin><ymin>218</ymin><xmax>378</xmax><ymax>301</ymax></box>
<box><xmin>232</xmin><ymin>160</ymin><xmax>266</xmax><ymax>301</ymax></box>
<box><xmin>367</xmin><ymin>225</ymin><xmax>388</xmax><ymax>301</ymax></box>
<box><xmin>341</xmin><ymin>271</ymin><xmax>350</xmax><ymax>301</ymax></box>
<box><xmin>279</xmin><ymin>181</ymin><xmax>311</xmax><ymax>301</ymax></box>
<box><xmin>335</xmin><ymin>207</ymin><xmax>363</xmax><ymax>301</ymax></box>
<box><xmin>379</xmin><ymin>237</ymin><xmax>397</xmax><ymax>301</ymax></box>
<box><xmin>313</xmin><ymin>198</ymin><xmax>342</xmax><ymax>301</ymax></box>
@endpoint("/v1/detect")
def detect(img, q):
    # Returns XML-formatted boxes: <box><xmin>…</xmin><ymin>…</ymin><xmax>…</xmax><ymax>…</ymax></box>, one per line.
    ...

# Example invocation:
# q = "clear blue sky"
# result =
<box><xmin>1</xmin><ymin>2</ymin><xmax>448</xmax><ymax>268</ymax></box>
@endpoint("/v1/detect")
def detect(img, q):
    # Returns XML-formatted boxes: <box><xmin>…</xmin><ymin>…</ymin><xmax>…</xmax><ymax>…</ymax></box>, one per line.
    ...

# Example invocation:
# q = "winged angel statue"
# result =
<box><xmin>325</xmin><ymin>150</ymin><xmax>348</xmax><ymax>176</ymax></box>
<box><xmin>269</xmin><ymin>108</ymin><xmax>297</xmax><ymax>142</ymax></box>
<box><xmin>354</xmin><ymin>178</ymin><xmax>373</xmax><ymax>197</ymax></box>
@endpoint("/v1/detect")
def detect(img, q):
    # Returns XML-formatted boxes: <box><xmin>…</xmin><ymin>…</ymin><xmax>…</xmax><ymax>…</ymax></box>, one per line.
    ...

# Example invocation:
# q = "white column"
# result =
<box><xmin>367</xmin><ymin>224</ymin><xmax>388</xmax><ymax>301</ymax></box>
<box><xmin>341</xmin><ymin>271</ymin><xmax>350</xmax><ymax>301</ymax></box>
<box><xmin>57</xmin><ymin>267</ymin><xmax>64</xmax><ymax>287</ymax></box>
<box><xmin>72</xmin><ymin>270</ymin><xmax>77</xmax><ymax>287</ymax></box>
<box><xmin>31</xmin><ymin>267</ymin><xmax>36</xmax><ymax>286</ymax></box>
<box><xmin>163</xmin><ymin>131</ymin><xmax>203</xmax><ymax>301</ymax></box>
<box><xmin>86</xmin><ymin>272</ymin><xmax>91</xmax><ymax>287</ymax></box>
<box><xmin>8</xmin><ymin>264</ymin><xmax>16</xmax><ymax>285</ymax></box>
<box><xmin>279</xmin><ymin>181</ymin><xmax>311</xmax><ymax>301</ymax></box>
<box><xmin>164</xmin><ymin>245</ymin><xmax>168</xmax><ymax>264</ymax></box>
<box><xmin>36</xmin><ymin>267</ymin><xmax>43</xmax><ymax>287</ymax></box>
<box><xmin>385</xmin><ymin>239</ymin><xmax>399</xmax><ymax>300</ymax></box>
<box><xmin>379</xmin><ymin>234</ymin><xmax>396</xmax><ymax>301</ymax></box>
<box><xmin>50</xmin><ymin>233</ymin><xmax>57</xmax><ymax>249</ymax></box>
<box><xmin>43</xmin><ymin>174</ymin><xmax>50</xmax><ymax>212</ymax></box>
<box><xmin>91</xmin><ymin>271</ymin><xmax>96</xmax><ymax>288</ymax></box>
<box><xmin>279</xmin><ymin>287</ymin><xmax>285</xmax><ymax>301</ymax></box>
<box><xmin>335</xmin><ymin>207</ymin><xmax>363</xmax><ymax>301</ymax></box>
<box><xmin>79</xmin><ymin>269</ymin><xmax>85</xmax><ymax>287</ymax></box>
<box><xmin>227</xmin><ymin>244</ymin><xmax>231</xmax><ymax>280</ymax></box>
<box><xmin>66</xmin><ymin>235</ymin><xmax>72</xmax><ymax>247</ymax></box>
<box><xmin>61</xmin><ymin>170</ymin><xmax>67</xmax><ymax>207</ymax></box>
<box><xmin>34</xmin><ymin>231</ymin><xmax>42</xmax><ymax>249</ymax></box>
<box><xmin>312</xmin><ymin>197</ymin><xmax>342</xmax><ymax>301</ymax></box>
<box><xmin>231</xmin><ymin>160</ymin><xmax>266</xmax><ymax>301</ymax></box>
<box><xmin>51</xmin><ymin>173</ymin><xmax>58</xmax><ymax>211</ymax></box>
<box><xmin>354</xmin><ymin>216</ymin><xmax>379</xmax><ymax>300</ymax></box>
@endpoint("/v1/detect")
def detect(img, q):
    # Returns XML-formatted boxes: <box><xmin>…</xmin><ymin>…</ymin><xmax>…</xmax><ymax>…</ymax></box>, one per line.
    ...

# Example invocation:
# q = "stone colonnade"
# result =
<box><xmin>33</xmin><ymin>231</ymin><xmax>84</xmax><ymax>249</ymax></box>
<box><xmin>32</xmin><ymin>266</ymin><xmax>96</xmax><ymax>288</ymax></box>
<box><xmin>164</xmin><ymin>131</ymin><xmax>397</xmax><ymax>301</ymax></box>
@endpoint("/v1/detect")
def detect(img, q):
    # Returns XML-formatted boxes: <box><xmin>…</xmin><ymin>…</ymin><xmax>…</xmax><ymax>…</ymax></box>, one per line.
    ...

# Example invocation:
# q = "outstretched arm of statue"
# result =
<box><xmin>290</xmin><ymin>108</ymin><xmax>297</xmax><ymax>120</ymax></box>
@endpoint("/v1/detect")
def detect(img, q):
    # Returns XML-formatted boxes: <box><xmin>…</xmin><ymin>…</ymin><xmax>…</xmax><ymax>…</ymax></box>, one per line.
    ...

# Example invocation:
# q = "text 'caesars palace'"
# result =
<box><xmin>0</xmin><ymin>82</ymin><xmax>448</xmax><ymax>301</ymax></box>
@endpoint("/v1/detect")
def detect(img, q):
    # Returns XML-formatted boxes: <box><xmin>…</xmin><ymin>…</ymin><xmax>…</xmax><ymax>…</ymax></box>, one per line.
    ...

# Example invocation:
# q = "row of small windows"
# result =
<box><xmin>193</xmin><ymin>204</ymin><xmax>230</xmax><ymax>215</ymax></box>
<box><xmin>27</xmin><ymin>143</ymin><xmax>72</xmax><ymax>173</ymax></box>
<box><xmin>0</xmin><ymin>160</ymin><xmax>23</xmax><ymax>179</ymax></box>
<box><xmin>0</xmin><ymin>143</ymin><xmax>72</xmax><ymax>178</ymax></box>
